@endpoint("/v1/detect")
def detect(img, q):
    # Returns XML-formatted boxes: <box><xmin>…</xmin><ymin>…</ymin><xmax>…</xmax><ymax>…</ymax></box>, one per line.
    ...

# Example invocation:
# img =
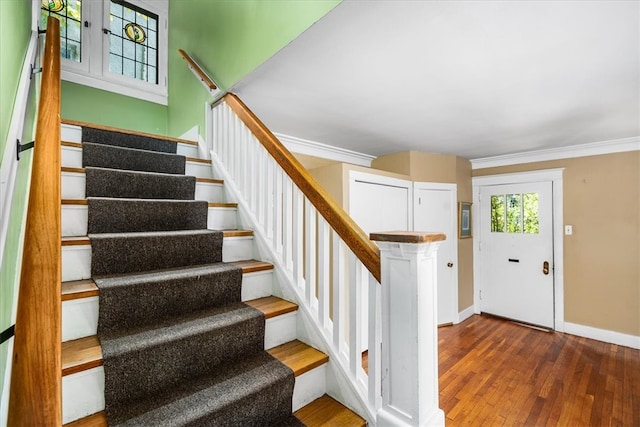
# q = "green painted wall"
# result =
<box><xmin>167</xmin><ymin>0</ymin><xmax>340</xmax><ymax>137</ymax></box>
<box><xmin>0</xmin><ymin>0</ymin><xmax>35</xmax><ymax>409</ymax></box>
<box><xmin>0</xmin><ymin>0</ymin><xmax>32</xmax><ymax>158</ymax></box>
<box><xmin>61</xmin><ymin>82</ymin><xmax>168</xmax><ymax>135</ymax></box>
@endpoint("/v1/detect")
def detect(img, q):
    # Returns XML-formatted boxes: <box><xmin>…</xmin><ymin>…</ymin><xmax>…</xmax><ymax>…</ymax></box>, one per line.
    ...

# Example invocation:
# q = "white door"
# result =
<box><xmin>349</xmin><ymin>171</ymin><xmax>412</xmax><ymax>351</ymax></box>
<box><xmin>479</xmin><ymin>181</ymin><xmax>554</xmax><ymax>328</ymax></box>
<box><xmin>414</xmin><ymin>185</ymin><xmax>457</xmax><ymax>325</ymax></box>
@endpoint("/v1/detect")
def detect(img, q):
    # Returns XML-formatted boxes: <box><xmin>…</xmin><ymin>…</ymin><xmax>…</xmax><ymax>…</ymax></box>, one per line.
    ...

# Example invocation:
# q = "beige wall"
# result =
<box><xmin>373</xmin><ymin>151</ymin><xmax>475</xmax><ymax>313</ymax></box>
<box><xmin>474</xmin><ymin>151</ymin><xmax>640</xmax><ymax>336</ymax></box>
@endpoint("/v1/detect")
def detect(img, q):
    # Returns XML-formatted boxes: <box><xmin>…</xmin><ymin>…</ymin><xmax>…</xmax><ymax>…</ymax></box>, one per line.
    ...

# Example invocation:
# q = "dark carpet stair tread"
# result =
<box><xmin>61</xmin><ymin>260</ymin><xmax>272</xmax><ymax>301</ymax></box>
<box><xmin>107</xmin><ymin>351</ymin><xmax>295</xmax><ymax>426</ymax></box>
<box><xmin>82</xmin><ymin>125</ymin><xmax>179</xmax><ymax>154</ymax></box>
<box><xmin>83</xmin><ymin>142</ymin><xmax>186</xmax><ymax>175</ymax></box>
<box><xmin>63</xmin><ymin>119</ymin><xmax>198</xmax><ymax>150</ymax></box>
<box><xmin>62</xmin><ymin>334</ymin><xmax>318</xmax><ymax>381</ymax></box>
<box><xmin>101</xmin><ymin>303</ymin><xmax>266</xmax><ymax>405</ymax></box>
<box><xmin>87</xmin><ymin>197</ymin><xmax>208</xmax><ymax>233</ymax></box>
<box><xmin>85</xmin><ymin>167</ymin><xmax>196</xmax><ymax>200</ymax></box>
<box><xmin>294</xmin><ymin>395</ymin><xmax>367</xmax><ymax>427</ymax></box>
<box><xmin>62</xmin><ymin>166</ymin><xmax>222</xmax><ymax>184</ymax></box>
<box><xmin>95</xmin><ymin>263</ymin><xmax>243</xmax><ymax>333</ymax></box>
<box><xmin>89</xmin><ymin>230</ymin><xmax>223</xmax><ymax>276</ymax></box>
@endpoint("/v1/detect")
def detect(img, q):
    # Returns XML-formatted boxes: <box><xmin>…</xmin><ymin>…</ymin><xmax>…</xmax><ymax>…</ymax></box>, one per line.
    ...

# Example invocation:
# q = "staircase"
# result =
<box><xmin>59</xmin><ymin>121</ymin><xmax>366</xmax><ymax>426</ymax></box>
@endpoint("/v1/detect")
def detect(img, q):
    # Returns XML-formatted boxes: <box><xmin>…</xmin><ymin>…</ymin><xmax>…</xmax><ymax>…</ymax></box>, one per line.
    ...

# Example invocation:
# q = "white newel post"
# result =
<box><xmin>370</xmin><ymin>231</ymin><xmax>446</xmax><ymax>427</ymax></box>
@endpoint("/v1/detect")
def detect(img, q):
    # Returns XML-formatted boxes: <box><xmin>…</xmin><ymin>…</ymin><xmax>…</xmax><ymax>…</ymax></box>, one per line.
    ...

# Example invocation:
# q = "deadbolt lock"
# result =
<box><xmin>543</xmin><ymin>261</ymin><xmax>550</xmax><ymax>275</ymax></box>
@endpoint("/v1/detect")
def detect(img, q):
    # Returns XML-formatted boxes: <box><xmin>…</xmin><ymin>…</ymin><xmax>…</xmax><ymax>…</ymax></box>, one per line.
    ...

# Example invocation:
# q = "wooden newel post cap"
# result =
<box><xmin>369</xmin><ymin>231</ymin><xmax>446</xmax><ymax>243</ymax></box>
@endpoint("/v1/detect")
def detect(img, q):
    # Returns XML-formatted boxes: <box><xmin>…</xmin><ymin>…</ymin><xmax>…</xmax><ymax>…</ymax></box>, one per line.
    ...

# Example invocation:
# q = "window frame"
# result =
<box><xmin>35</xmin><ymin>0</ymin><xmax>168</xmax><ymax>105</ymax></box>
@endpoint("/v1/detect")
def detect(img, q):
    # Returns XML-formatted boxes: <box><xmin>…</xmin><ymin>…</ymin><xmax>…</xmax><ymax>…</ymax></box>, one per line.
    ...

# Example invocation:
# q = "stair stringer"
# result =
<box><xmin>209</xmin><ymin>153</ymin><xmax>376</xmax><ymax>425</ymax></box>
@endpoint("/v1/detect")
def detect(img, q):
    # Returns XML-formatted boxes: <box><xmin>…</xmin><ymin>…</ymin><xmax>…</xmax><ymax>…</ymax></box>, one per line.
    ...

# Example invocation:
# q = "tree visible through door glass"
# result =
<box><xmin>490</xmin><ymin>193</ymin><xmax>539</xmax><ymax>234</ymax></box>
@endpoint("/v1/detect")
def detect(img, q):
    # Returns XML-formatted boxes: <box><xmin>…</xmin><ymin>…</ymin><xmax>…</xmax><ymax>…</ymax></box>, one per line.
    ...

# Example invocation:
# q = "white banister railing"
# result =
<box><xmin>209</xmin><ymin>94</ymin><xmax>446</xmax><ymax>425</ymax></box>
<box><xmin>211</xmin><ymin>97</ymin><xmax>381</xmax><ymax>418</ymax></box>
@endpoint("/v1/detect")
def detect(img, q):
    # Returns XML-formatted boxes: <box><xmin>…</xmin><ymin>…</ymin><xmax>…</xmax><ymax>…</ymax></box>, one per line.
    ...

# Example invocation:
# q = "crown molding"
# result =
<box><xmin>274</xmin><ymin>132</ymin><xmax>376</xmax><ymax>167</ymax></box>
<box><xmin>471</xmin><ymin>136</ymin><xmax>640</xmax><ymax>170</ymax></box>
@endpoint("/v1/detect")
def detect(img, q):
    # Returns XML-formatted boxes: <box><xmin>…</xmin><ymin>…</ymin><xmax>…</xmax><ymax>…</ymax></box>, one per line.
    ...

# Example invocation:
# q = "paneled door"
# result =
<box><xmin>479</xmin><ymin>181</ymin><xmax>554</xmax><ymax>328</ymax></box>
<box><xmin>413</xmin><ymin>184</ymin><xmax>457</xmax><ymax>325</ymax></box>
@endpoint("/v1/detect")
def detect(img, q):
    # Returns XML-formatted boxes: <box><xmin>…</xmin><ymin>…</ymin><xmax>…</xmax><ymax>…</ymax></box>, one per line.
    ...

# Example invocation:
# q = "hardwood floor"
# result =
<box><xmin>438</xmin><ymin>315</ymin><xmax>640</xmax><ymax>426</ymax></box>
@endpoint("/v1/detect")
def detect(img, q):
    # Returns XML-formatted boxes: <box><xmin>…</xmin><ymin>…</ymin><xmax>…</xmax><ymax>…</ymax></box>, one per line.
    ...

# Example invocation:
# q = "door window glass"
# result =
<box><xmin>491</xmin><ymin>192</ymin><xmax>539</xmax><ymax>234</ymax></box>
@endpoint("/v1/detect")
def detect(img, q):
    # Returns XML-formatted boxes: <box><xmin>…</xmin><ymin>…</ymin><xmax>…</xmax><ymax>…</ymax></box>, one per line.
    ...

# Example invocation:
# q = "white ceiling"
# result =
<box><xmin>232</xmin><ymin>1</ymin><xmax>639</xmax><ymax>160</ymax></box>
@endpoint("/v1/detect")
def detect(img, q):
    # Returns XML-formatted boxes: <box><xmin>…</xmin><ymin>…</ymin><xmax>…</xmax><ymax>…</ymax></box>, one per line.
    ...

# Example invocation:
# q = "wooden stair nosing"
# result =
<box><xmin>61</xmin><ymin>142</ymin><xmax>211</xmax><ymax>165</ymax></box>
<box><xmin>61</xmin><ymin>230</ymin><xmax>253</xmax><ymax>246</ymax></box>
<box><xmin>65</xmin><ymin>394</ymin><xmax>365</xmax><ymax>427</ymax></box>
<box><xmin>62</xmin><ymin>260</ymin><xmax>274</xmax><ymax>301</ymax></box>
<box><xmin>294</xmin><ymin>395</ymin><xmax>367</xmax><ymax>427</ymax></box>
<box><xmin>61</xmin><ymin>119</ymin><xmax>199</xmax><ymax>146</ymax></box>
<box><xmin>61</xmin><ymin>199</ymin><xmax>237</xmax><ymax>209</ymax></box>
<box><xmin>267</xmin><ymin>340</ymin><xmax>329</xmax><ymax>377</ymax></box>
<box><xmin>60</xmin><ymin>166</ymin><xmax>223</xmax><ymax>184</ymax></box>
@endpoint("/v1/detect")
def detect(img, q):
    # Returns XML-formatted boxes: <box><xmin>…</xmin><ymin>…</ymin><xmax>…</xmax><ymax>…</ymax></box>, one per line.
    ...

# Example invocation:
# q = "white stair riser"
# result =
<box><xmin>61</xmin><ymin>205</ymin><xmax>237</xmax><ymax>237</ymax></box>
<box><xmin>62</xmin><ymin>271</ymin><xmax>275</xmax><ymax>342</ymax></box>
<box><xmin>62</xmin><ymin>362</ymin><xmax>325</xmax><ymax>424</ymax></box>
<box><xmin>60</xmin><ymin>145</ymin><xmax>213</xmax><ymax>179</ymax></box>
<box><xmin>292</xmin><ymin>366</ymin><xmax>327</xmax><ymax>412</ymax></box>
<box><xmin>62</xmin><ymin>237</ymin><xmax>254</xmax><ymax>282</ymax></box>
<box><xmin>61</xmin><ymin>173</ymin><xmax>224</xmax><ymax>202</ymax></box>
<box><xmin>61</xmin><ymin>124</ymin><xmax>199</xmax><ymax>159</ymax></box>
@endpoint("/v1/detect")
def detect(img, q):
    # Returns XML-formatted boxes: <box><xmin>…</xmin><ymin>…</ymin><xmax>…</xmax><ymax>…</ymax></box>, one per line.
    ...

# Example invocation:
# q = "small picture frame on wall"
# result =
<box><xmin>458</xmin><ymin>202</ymin><xmax>472</xmax><ymax>239</ymax></box>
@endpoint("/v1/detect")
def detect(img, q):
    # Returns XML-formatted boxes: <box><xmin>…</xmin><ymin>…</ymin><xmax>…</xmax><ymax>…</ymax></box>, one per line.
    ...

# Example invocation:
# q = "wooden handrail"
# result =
<box><xmin>224</xmin><ymin>93</ymin><xmax>381</xmax><ymax>282</ymax></box>
<box><xmin>8</xmin><ymin>16</ymin><xmax>62</xmax><ymax>426</ymax></box>
<box><xmin>178</xmin><ymin>49</ymin><xmax>217</xmax><ymax>92</ymax></box>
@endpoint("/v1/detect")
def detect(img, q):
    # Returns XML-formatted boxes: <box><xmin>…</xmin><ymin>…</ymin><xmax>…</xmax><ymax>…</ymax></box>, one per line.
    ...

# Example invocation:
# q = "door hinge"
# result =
<box><xmin>479</xmin><ymin>290</ymin><xmax>482</xmax><ymax>300</ymax></box>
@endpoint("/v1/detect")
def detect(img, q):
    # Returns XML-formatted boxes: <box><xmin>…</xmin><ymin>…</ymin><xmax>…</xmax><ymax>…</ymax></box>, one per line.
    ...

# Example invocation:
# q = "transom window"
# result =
<box><xmin>491</xmin><ymin>193</ymin><xmax>539</xmax><ymax>234</ymax></box>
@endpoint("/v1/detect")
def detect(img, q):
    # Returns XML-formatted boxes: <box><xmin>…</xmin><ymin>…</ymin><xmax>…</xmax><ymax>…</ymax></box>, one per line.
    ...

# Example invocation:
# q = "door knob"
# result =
<box><xmin>543</xmin><ymin>261</ymin><xmax>550</xmax><ymax>275</ymax></box>
<box><xmin>447</xmin><ymin>262</ymin><xmax>454</xmax><ymax>268</ymax></box>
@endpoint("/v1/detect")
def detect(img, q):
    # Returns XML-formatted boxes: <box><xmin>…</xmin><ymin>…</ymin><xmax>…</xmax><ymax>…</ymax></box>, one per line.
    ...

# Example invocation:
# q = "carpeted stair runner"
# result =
<box><xmin>83</xmin><ymin>126</ymin><xmax>177</xmax><ymax>153</ymax></box>
<box><xmin>87</xmin><ymin>198</ymin><xmax>208</xmax><ymax>234</ymax></box>
<box><xmin>82</xmin><ymin>128</ymin><xmax>302</xmax><ymax>426</ymax></box>
<box><xmin>85</xmin><ymin>167</ymin><xmax>196</xmax><ymax>200</ymax></box>
<box><xmin>83</xmin><ymin>142</ymin><xmax>186</xmax><ymax>175</ymax></box>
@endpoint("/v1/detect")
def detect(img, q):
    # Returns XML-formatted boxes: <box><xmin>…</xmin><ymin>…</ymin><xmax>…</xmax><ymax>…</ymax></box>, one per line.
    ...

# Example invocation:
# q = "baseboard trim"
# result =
<box><xmin>564</xmin><ymin>322</ymin><xmax>640</xmax><ymax>349</ymax></box>
<box><xmin>458</xmin><ymin>306</ymin><xmax>475</xmax><ymax>323</ymax></box>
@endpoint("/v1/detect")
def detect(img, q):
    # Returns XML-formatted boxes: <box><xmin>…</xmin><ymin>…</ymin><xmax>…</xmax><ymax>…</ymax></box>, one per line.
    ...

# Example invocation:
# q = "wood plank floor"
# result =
<box><xmin>438</xmin><ymin>315</ymin><xmax>640</xmax><ymax>426</ymax></box>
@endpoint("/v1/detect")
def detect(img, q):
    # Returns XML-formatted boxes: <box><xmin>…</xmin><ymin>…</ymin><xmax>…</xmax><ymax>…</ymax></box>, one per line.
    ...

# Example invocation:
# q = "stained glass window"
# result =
<box><xmin>41</xmin><ymin>0</ymin><xmax>82</xmax><ymax>62</ymax></box>
<box><xmin>109</xmin><ymin>0</ymin><xmax>158</xmax><ymax>84</ymax></box>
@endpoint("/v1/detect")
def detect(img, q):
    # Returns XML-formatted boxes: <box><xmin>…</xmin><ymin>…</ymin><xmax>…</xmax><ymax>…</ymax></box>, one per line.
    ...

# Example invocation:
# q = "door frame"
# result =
<box><xmin>472</xmin><ymin>169</ymin><xmax>565</xmax><ymax>331</ymax></box>
<box><xmin>413</xmin><ymin>182</ymin><xmax>459</xmax><ymax>324</ymax></box>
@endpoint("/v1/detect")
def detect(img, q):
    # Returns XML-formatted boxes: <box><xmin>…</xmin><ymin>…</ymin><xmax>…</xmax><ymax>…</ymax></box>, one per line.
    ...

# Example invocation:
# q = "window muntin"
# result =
<box><xmin>491</xmin><ymin>193</ymin><xmax>539</xmax><ymax>234</ymax></box>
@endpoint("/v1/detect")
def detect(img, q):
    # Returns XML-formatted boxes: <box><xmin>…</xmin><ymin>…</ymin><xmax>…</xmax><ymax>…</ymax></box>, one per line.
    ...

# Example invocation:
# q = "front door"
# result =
<box><xmin>414</xmin><ymin>185</ymin><xmax>457</xmax><ymax>326</ymax></box>
<box><xmin>479</xmin><ymin>181</ymin><xmax>554</xmax><ymax>328</ymax></box>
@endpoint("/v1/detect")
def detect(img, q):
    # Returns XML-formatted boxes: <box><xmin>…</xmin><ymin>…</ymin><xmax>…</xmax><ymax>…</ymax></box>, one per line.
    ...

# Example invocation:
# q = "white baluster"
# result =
<box><xmin>265</xmin><ymin>157</ymin><xmax>274</xmax><ymax>243</ymax></box>
<box><xmin>368</xmin><ymin>274</ymin><xmax>382</xmax><ymax>410</ymax></box>
<box><xmin>332</xmin><ymin>234</ymin><xmax>345</xmax><ymax>356</ymax></box>
<box><xmin>274</xmin><ymin>169</ymin><xmax>283</xmax><ymax>255</ymax></box>
<box><xmin>304</xmin><ymin>200</ymin><xmax>317</xmax><ymax>305</ymax></box>
<box><xmin>317</xmin><ymin>218</ymin><xmax>330</xmax><ymax>330</ymax></box>
<box><xmin>292</xmin><ymin>187</ymin><xmax>304</xmax><ymax>286</ymax></box>
<box><xmin>283</xmin><ymin>177</ymin><xmax>293</xmax><ymax>270</ymax></box>
<box><xmin>257</xmin><ymin>148</ymin><xmax>265</xmax><ymax>227</ymax></box>
<box><xmin>348</xmin><ymin>252</ymin><xmax>363</xmax><ymax>378</ymax></box>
